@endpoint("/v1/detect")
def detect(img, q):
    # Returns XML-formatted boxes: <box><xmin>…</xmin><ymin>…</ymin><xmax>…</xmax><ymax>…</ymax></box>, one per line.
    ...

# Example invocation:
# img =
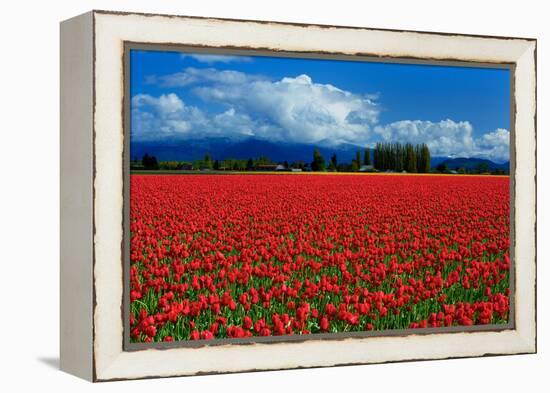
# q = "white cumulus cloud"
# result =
<box><xmin>475</xmin><ymin>128</ymin><xmax>510</xmax><ymax>162</ymax></box>
<box><xmin>134</xmin><ymin>68</ymin><xmax>509</xmax><ymax>162</ymax></box>
<box><xmin>374</xmin><ymin>120</ymin><xmax>476</xmax><ymax>157</ymax></box>
<box><xmin>374</xmin><ymin>120</ymin><xmax>509</xmax><ymax>162</ymax></box>
<box><xmin>193</xmin><ymin>72</ymin><xmax>380</xmax><ymax>145</ymax></box>
<box><xmin>132</xmin><ymin>93</ymin><xmax>258</xmax><ymax>141</ymax></box>
<box><xmin>148</xmin><ymin>67</ymin><xmax>263</xmax><ymax>88</ymax></box>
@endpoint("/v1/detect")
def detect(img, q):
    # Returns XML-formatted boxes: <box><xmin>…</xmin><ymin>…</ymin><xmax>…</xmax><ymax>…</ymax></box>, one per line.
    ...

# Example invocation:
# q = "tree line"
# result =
<box><xmin>133</xmin><ymin>143</ymin><xmax>431</xmax><ymax>173</ymax></box>
<box><xmin>132</xmin><ymin>153</ymin><xmax>277</xmax><ymax>171</ymax></box>
<box><xmin>316</xmin><ymin>142</ymin><xmax>429</xmax><ymax>173</ymax></box>
<box><xmin>373</xmin><ymin>142</ymin><xmax>431</xmax><ymax>173</ymax></box>
<box><xmin>317</xmin><ymin>148</ymin><xmax>372</xmax><ymax>172</ymax></box>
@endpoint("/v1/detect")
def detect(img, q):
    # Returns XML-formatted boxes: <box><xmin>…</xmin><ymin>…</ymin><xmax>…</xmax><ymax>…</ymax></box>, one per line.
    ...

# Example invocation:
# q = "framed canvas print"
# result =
<box><xmin>60</xmin><ymin>10</ymin><xmax>537</xmax><ymax>381</ymax></box>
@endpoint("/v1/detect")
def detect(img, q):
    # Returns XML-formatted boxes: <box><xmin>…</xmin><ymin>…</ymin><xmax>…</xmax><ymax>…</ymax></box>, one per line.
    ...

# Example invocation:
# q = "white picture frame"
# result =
<box><xmin>60</xmin><ymin>10</ymin><xmax>536</xmax><ymax>381</ymax></box>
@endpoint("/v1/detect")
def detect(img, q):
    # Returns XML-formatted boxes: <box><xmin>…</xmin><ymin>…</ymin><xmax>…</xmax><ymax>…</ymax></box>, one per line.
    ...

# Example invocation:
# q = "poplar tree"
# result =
<box><xmin>364</xmin><ymin>149</ymin><xmax>371</xmax><ymax>166</ymax></box>
<box><xmin>328</xmin><ymin>154</ymin><xmax>338</xmax><ymax>171</ymax></box>
<box><xmin>311</xmin><ymin>149</ymin><xmax>326</xmax><ymax>171</ymax></box>
<box><xmin>405</xmin><ymin>143</ymin><xmax>417</xmax><ymax>173</ymax></box>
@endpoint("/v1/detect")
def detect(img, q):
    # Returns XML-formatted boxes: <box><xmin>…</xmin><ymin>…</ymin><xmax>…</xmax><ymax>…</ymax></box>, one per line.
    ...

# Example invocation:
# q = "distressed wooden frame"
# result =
<box><xmin>60</xmin><ymin>10</ymin><xmax>537</xmax><ymax>382</ymax></box>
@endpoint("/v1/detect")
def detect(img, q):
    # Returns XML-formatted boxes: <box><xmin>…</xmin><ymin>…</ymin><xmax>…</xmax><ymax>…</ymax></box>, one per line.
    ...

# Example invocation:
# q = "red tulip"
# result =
<box><xmin>319</xmin><ymin>317</ymin><xmax>329</xmax><ymax>332</ymax></box>
<box><xmin>128</xmin><ymin>174</ymin><xmax>510</xmax><ymax>343</ymax></box>
<box><xmin>243</xmin><ymin>316</ymin><xmax>253</xmax><ymax>330</ymax></box>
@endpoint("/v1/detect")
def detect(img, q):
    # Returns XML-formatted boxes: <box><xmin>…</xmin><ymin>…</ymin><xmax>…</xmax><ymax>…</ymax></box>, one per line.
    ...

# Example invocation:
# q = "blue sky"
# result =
<box><xmin>130</xmin><ymin>49</ymin><xmax>511</xmax><ymax>162</ymax></box>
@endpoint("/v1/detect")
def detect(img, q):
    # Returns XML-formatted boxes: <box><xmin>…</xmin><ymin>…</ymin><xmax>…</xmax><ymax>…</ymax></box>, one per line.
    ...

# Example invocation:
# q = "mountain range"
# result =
<box><xmin>435</xmin><ymin>157</ymin><xmax>509</xmax><ymax>171</ymax></box>
<box><xmin>131</xmin><ymin>138</ymin><xmax>509</xmax><ymax>170</ymax></box>
<box><xmin>131</xmin><ymin>138</ymin><xmax>363</xmax><ymax>164</ymax></box>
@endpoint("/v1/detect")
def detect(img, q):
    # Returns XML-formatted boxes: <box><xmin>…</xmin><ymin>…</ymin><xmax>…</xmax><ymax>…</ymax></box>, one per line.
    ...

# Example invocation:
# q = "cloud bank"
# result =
<box><xmin>373</xmin><ymin>120</ymin><xmax>509</xmax><ymax>162</ymax></box>
<box><xmin>133</xmin><ymin>68</ymin><xmax>510</xmax><ymax>162</ymax></box>
<box><xmin>146</xmin><ymin>67</ymin><xmax>264</xmax><ymax>88</ymax></box>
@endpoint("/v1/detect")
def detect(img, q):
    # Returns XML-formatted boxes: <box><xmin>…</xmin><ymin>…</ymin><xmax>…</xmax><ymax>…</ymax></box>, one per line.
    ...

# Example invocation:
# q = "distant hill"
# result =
<box><xmin>131</xmin><ymin>139</ymin><xmax>509</xmax><ymax>171</ymax></box>
<box><xmin>131</xmin><ymin>138</ymin><xmax>365</xmax><ymax>164</ymax></box>
<box><xmin>429</xmin><ymin>156</ymin><xmax>448</xmax><ymax>168</ymax></box>
<box><xmin>434</xmin><ymin>157</ymin><xmax>509</xmax><ymax>171</ymax></box>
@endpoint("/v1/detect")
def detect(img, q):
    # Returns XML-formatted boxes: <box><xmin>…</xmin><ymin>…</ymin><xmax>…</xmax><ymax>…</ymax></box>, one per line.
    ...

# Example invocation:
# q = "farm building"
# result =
<box><xmin>359</xmin><ymin>165</ymin><xmax>375</xmax><ymax>172</ymax></box>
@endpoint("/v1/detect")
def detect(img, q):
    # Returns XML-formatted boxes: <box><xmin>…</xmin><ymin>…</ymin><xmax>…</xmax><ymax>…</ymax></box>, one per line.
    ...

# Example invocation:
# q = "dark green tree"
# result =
<box><xmin>311</xmin><ymin>149</ymin><xmax>326</xmax><ymax>171</ymax></box>
<box><xmin>476</xmin><ymin>162</ymin><xmax>490</xmax><ymax>174</ymax></box>
<box><xmin>364</xmin><ymin>149</ymin><xmax>371</xmax><ymax>166</ymax></box>
<box><xmin>255</xmin><ymin>155</ymin><xmax>273</xmax><ymax>165</ymax></box>
<box><xmin>404</xmin><ymin>143</ymin><xmax>417</xmax><ymax>173</ymax></box>
<box><xmin>395</xmin><ymin>143</ymin><xmax>404</xmax><ymax>172</ymax></box>
<box><xmin>328</xmin><ymin>154</ymin><xmax>338</xmax><ymax>171</ymax></box>
<box><xmin>203</xmin><ymin>153</ymin><xmax>213</xmax><ymax>169</ymax></box>
<box><xmin>419</xmin><ymin>144</ymin><xmax>431</xmax><ymax>173</ymax></box>
<box><xmin>354</xmin><ymin>151</ymin><xmax>362</xmax><ymax>171</ymax></box>
<box><xmin>374</xmin><ymin>142</ymin><xmax>429</xmax><ymax>173</ymax></box>
<box><xmin>436</xmin><ymin>162</ymin><xmax>448</xmax><ymax>173</ymax></box>
<box><xmin>374</xmin><ymin>143</ymin><xmax>383</xmax><ymax>170</ymax></box>
<box><xmin>142</xmin><ymin>153</ymin><xmax>159</xmax><ymax>170</ymax></box>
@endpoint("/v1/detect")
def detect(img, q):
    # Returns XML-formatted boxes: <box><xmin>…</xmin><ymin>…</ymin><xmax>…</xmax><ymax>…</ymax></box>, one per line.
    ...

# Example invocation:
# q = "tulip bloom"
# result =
<box><xmin>129</xmin><ymin>174</ymin><xmax>510</xmax><ymax>343</ymax></box>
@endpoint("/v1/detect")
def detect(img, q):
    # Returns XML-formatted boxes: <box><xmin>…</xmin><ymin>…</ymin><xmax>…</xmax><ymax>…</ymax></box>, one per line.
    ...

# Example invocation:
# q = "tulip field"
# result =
<box><xmin>129</xmin><ymin>174</ymin><xmax>510</xmax><ymax>343</ymax></box>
